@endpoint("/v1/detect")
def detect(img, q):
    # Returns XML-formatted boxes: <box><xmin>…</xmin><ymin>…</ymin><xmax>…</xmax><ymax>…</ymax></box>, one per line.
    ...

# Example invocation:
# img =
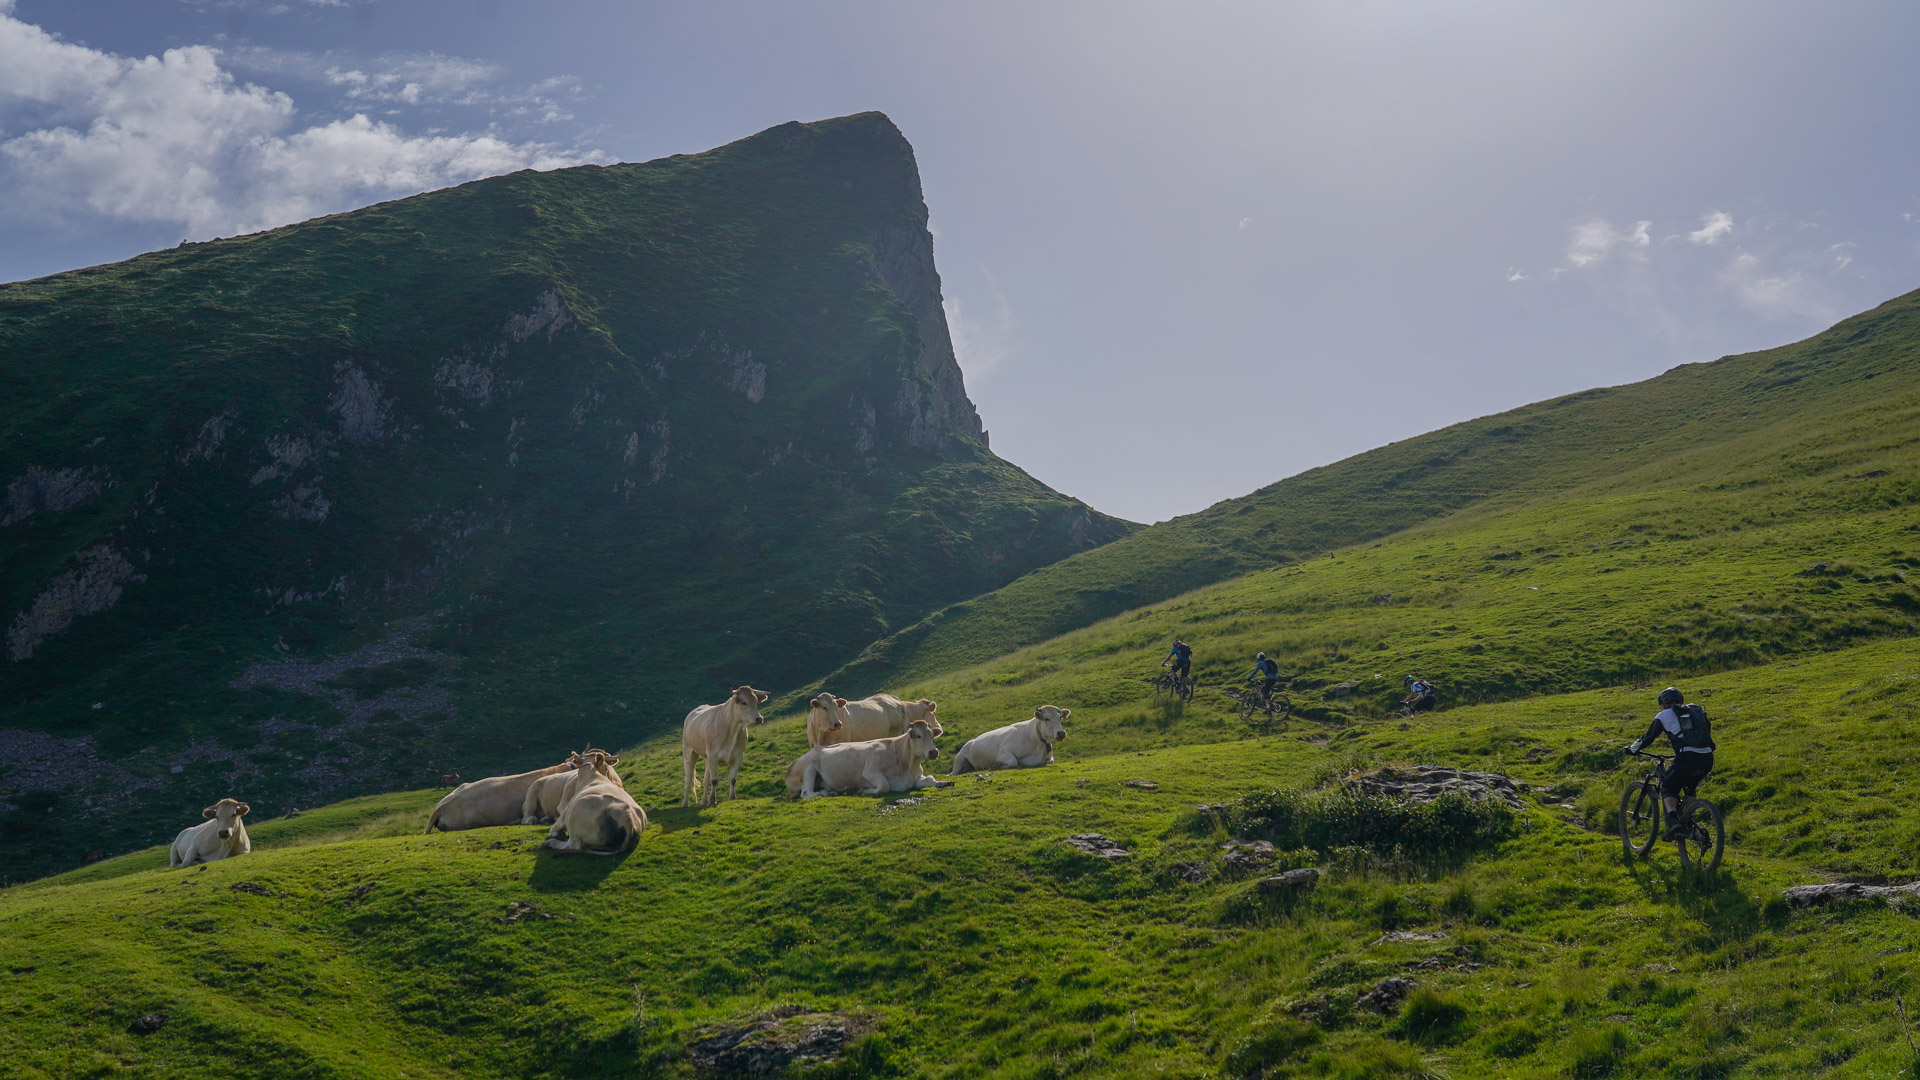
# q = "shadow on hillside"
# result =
<box><xmin>527</xmin><ymin>847</ymin><xmax>629</xmax><ymax>892</ymax></box>
<box><xmin>1623</xmin><ymin>858</ymin><xmax>1770</xmax><ymax>942</ymax></box>
<box><xmin>646</xmin><ymin>806</ymin><xmax>712</xmax><ymax>835</ymax></box>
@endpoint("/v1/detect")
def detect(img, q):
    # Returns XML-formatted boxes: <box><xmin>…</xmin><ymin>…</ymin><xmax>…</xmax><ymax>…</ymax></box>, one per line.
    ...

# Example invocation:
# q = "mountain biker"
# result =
<box><xmin>1627</xmin><ymin>686</ymin><xmax>1716</xmax><ymax>838</ymax></box>
<box><xmin>1247</xmin><ymin>652</ymin><xmax>1281</xmax><ymax>704</ymax></box>
<box><xmin>1163</xmin><ymin>638</ymin><xmax>1193</xmax><ymax>683</ymax></box>
<box><xmin>1402</xmin><ymin>676</ymin><xmax>1437</xmax><ymax>713</ymax></box>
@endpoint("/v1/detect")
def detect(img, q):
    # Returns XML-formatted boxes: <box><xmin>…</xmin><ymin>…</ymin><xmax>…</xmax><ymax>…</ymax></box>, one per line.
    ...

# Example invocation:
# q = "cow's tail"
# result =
<box><xmin>784</xmin><ymin>756</ymin><xmax>808</xmax><ymax>799</ymax></box>
<box><xmin>424</xmin><ymin>804</ymin><xmax>442</xmax><ymax>834</ymax></box>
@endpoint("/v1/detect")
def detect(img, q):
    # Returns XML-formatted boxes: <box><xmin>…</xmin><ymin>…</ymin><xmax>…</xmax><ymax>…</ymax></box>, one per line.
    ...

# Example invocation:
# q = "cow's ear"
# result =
<box><xmin>236</xmin><ymin>803</ymin><xmax>250</xmax><ymax>817</ymax></box>
<box><xmin>1058</xmin><ymin>708</ymin><xmax>1071</xmax><ymax>719</ymax></box>
<box><xmin>202</xmin><ymin>806</ymin><xmax>218</xmax><ymax>819</ymax></box>
<box><xmin>755</xmin><ymin>691</ymin><xmax>769</xmax><ymax>703</ymax></box>
<box><xmin>605</xmin><ymin>756</ymin><xmax>619</xmax><ymax>767</ymax></box>
<box><xmin>922</xmin><ymin>700</ymin><xmax>936</xmax><ymax>709</ymax></box>
<box><xmin>835</xmin><ymin>697</ymin><xmax>848</xmax><ymax>707</ymax></box>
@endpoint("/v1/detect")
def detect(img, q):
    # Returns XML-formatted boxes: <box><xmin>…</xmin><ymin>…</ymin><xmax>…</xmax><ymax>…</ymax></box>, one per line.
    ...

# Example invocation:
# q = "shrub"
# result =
<box><xmin>1229</xmin><ymin>788</ymin><xmax>1515</xmax><ymax>862</ymax></box>
<box><xmin>1223</xmin><ymin>1017</ymin><xmax>1321</xmax><ymax>1077</ymax></box>
<box><xmin>1568</xmin><ymin>1024</ymin><xmax>1629</xmax><ymax>1077</ymax></box>
<box><xmin>1395</xmin><ymin>989</ymin><xmax>1467</xmax><ymax>1045</ymax></box>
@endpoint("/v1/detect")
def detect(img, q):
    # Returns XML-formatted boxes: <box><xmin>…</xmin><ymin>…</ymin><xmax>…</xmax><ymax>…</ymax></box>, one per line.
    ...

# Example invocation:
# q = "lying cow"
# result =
<box><xmin>949</xmin><ymin>705</ymin><xmax>1069</xmax><ymax>774</ymax></box>
<box><xmin>820</xmin><ymin>693</ymin><xmax>941</xmax><ymax>745</ymax></box>
<box><xmin>520</xmin><ymin>752</ymin><xmax>584</xmax><ymax>824</ymax></box>
<box><xmin>426</xmin><ymin>758</ymin><xmax>576</xmax><ymax>832</ymax></box>
<box><xmin>785</xmin><ymin>720</ymin><xmax>942</xmax><ymax>798</ymax></box>
<box><xmin>804</xmin><ymin>692</ymin><xmax>851</xmax><ymax>746</ymax></box>
<box><xmin>169</xmin><ymin>798</ymin><xmax>252</xmax><ymax>868</ymax></box>
<box><xmin>542</xmin><ymin>754</ymin><xmax>646</xmax><ymax>856</ymax></box>
<box><xmin>683</xmin><ymin>686</ymin><xmax>767</xmax><ymax>807</ymax></box>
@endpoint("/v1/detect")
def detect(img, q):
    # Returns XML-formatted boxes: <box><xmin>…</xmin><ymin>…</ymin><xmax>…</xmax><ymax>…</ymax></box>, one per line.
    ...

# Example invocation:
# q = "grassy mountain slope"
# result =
<box><xmin>8</xmin><ymin>637</ymin><xmax>1920</xmax><ymax>1079</ymax></box>
<box><xmin>825</xmin><ymin>287</ymin><xmax>1920</xmax><ymax>691</ymax></box>
<box><xmin>0</xmin><ymin>113</ymin><xmax>1130</xmax><ymax>879</ymax></box>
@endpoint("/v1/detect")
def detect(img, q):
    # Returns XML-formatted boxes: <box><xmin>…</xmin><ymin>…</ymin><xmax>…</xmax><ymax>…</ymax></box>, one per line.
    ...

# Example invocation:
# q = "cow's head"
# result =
<box><xmin>808</xmin><ymin>693</ymin><xmax>849</xmax><ymax>731</ymax></box>
<box><xmin>1032</xmin><ymin>705</ymin><xmax>1070</xmax><ymax>744</ymax></box>
<box><xmin>580</xmin><ymin>748</ymin><xmax>620</xmax><ymax>778</ymax></box>
<box><xmin>905</xmin><ymin>698</ymin><xmax>942</xmax><ymax>734</ymax></box>
<box><xmin>201</xmin><ymin>798</ymin><xmax>250</xmax><ymax>840</ymax></box>
<box><xmin>731</xmin><ymin>685</ymin><xmax>770</xmax><ymax>723</ymax></box>
<box><xmin>906</xmin><ymin>720</ymin><xmax>939</xmax><ymax>761</ymax></box>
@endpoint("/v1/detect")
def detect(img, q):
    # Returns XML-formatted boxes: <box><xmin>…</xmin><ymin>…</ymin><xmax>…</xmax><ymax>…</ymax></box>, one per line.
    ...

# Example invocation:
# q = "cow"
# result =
<box><xmin>804</xmin><ymin>692</ymin><xmax>852</xmax><ymax>747</ymax></box>
<box><xmin>826</xmin><ymin>693</ymin><xmax>941</xmax><ymax>744</ymax></box>
<box><xmin>784</xmin><ymin>720</ymin><xmax>942</xmax><ymax>798</ymax></box>
<box><xmin>169</xmin><ymin>798</ymin><xmax>252</xmax><ymax>868</ymax></box>
<box><xmin>519</xmin><ymin>752</ymin><xmax>585</xmax><ymax>824</ymax></box>
<box><xmin>948</xmin><ymin>705</ymin><xmax>1070</xmax><ymax>774</ymax></box>
<box><xmin>440</xmin><ymin>773</ymin><xmax>461</xmax><ymax>788</ymax></box>
<box><xmin>425</xmin><ymin>759</ymin><xmax>576</xmax><ymax>833</ymax></box>
<box><xmin>682</xmin><ymin>686</ymin><xmax>767</xmax><ymax>807</ymax></box>
<box><xmin>542</xmin><ymin>755</ymin><xmax>646</xmax><ymax>856</ymax></box>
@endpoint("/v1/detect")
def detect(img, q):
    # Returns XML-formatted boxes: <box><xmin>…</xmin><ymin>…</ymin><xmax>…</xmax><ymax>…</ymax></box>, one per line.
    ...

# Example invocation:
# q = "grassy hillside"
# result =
<box><xmin>7</xmin><ymin>636</ymin><xmax>1920</xmax><ymax>1079</ymax></box>
<box><xmin>825</xmin><ymin>286</ymin><xmax>1920</xmax><ymax>692</ymax></box>
<box><xmin>0</xmin><ymin>112</ymin><xmax>1129</xmax><ymax>880</ymax></box>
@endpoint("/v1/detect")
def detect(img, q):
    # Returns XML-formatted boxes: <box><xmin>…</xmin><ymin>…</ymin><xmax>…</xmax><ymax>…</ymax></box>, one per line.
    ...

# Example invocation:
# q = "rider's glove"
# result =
<box><xmin>1627</xmin><ymin>740</ymin><xmax>1643</xmax><ymax>754</ymax></box>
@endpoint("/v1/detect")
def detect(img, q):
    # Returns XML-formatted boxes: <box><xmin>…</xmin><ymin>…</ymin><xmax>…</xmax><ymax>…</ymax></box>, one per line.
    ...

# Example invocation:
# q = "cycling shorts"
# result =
<box><xmin>1171</xmin><ymin>659</ymin><xmax>1191</xmax><ymax>678</ymax></box>
<box><xmin>1662</xmin><ymin>752</ymin><xmax>1712</xmax><ymax>798</ymax></box>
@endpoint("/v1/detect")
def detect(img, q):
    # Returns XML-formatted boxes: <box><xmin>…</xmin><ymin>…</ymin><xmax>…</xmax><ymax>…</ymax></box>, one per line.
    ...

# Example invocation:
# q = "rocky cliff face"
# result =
<box><xmin>0</xmin><ymin>112</ymin><xmax>1132</xmax><ymax>880</ymax></box>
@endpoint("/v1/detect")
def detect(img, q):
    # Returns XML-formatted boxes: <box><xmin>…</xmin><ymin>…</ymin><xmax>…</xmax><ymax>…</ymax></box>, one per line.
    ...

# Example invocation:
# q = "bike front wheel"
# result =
<box><xmin>1674</xmin><ymin>798</ymin><xmax>1724</xmax><ymax>873</ymax></box>
<box><xmin>1238</xmin><ymin>690</ymin><xmax>1258</xmax><ymax>721</ymax></box>
<box><xmin>1619</xmin><ymin>781</ymin><xmax>1660</xmax><ymax>857</ymax></box>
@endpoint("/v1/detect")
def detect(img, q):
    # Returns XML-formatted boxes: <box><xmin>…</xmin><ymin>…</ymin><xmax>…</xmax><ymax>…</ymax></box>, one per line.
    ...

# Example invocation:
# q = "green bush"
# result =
<box><xmin>1395</xmin><ymin>989</ymin><xmax>1468</xmax><ymax>1045</ymax></box>
<box><xmin>1229</xmin><ymin>788</ymin><xmax>1515</xmax><ymax>861</ymax></box>
<box><xmin>1224</xmin><ymin>1017</ymin><xmax>1321</xmax><ymax>1077</ymax></box>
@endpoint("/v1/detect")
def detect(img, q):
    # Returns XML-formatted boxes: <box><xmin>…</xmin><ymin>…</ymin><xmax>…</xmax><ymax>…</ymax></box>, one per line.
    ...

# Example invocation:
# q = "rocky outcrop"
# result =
<box><xmin>869</xmin><ymin>218</ymin><xmax>986</xmax><ymax>450</ymax></box>
<box><xmin>8</xmin><ymin>545</ymin><xmax>142</xmax><ymax>660</ymax></box>
<box><xmin>1783</xmin><ymin>880</ymin><xmax>1920</xmax><ymax>909</ymax></box>
<box><xmin>1346</xmin><ymin>765</ymin><xmax>1529</xmax><ymax>811</ymax></box>
<box><xmin>3</xmin><ymin>466</ymin><xmax>105</xmax><ymax>526</ymax></box>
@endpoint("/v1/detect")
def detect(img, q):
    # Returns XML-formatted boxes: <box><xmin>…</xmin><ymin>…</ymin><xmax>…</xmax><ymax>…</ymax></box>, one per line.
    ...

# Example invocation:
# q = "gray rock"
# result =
<box><xmin>1346</xmin><ymin>764</ymin><xmax>1528</xmax><ymax>811</ymax></box>
<box><xmin>1258</xmin><ymin>868</ymin><xmax>1320</xmax><ymax>892</ymax></box>
<box><xmin>687</xmin><ymin>1004</ymin><xmax>871</xmax><ymax>1076</ymax></box>
<box><xmin>1064</xmin><ymin>833</ymin><xmax>1130</xmax><ymax>859</ymax></box>
<box><xmin>1220</xmin><ymin>838</ymin><xmax>1276</xmax><ymax>874</ymax></box>
<box><xmin>1123</xmin><ymin>779</ymin><xmax>1158</xmax><ymax>790</ymax></box>
<box><xmin>129</xmin><ymin>1014</ymin><xmax>168</xmax><ymax>1034</ymax></box>
<box><xmin>1355</xmin><ymin>976</ymin><xmax>1416</xmax><ymax>1013</ymax></box>
<box><xmin>1170</xmin><ymin>861</ymin><xmax>1209</xmax><ymax>883</ymax></box>
<box><xmin>1783</xmin><ymin>880</ymin><xmax>1920</xmax><ymax>908</ymax></box>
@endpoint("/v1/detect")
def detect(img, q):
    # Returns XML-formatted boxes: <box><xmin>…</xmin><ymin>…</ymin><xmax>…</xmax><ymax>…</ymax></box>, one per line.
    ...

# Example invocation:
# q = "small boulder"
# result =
<box><xmin>1124</xmin><ymin>779</ymin><xmax>1159</xmax><ymax>790</ymax></box>
<box><xmin>129</xmin><ymin>1014</ymin><xmax>168</xmax><ymax>1035</ymax></box>
<box><xmin>1258</xmin><ymin>868</ymin><xmax>1320</xmax><ymax>893</ymax></box>
<box><xmin>1355</xmin><ymin>976</ymin><xmax>1415</xmax><ymax>1013</ymax></box>
<box><xmin>1170</xmin><ymin>861</ymin><xmax>1210</xmax><ymax>883</ymax></box>
<box><xmin>1220</xmin><ymin>838</ymin><xmax>1276</xmax><ymax>874</ymax></box>
<box><xmin>1064</xmin><ymin>833</ymin><xmax>1130</xmax><ymax>859</ymax></box>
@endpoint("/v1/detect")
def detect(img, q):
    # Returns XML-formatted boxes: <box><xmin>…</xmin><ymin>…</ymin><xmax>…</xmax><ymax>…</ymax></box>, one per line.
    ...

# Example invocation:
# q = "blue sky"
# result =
<box><xmin>4</xmin><ymin>1</ymin><xmax>1919</xmax><ymax>523</ymax></box>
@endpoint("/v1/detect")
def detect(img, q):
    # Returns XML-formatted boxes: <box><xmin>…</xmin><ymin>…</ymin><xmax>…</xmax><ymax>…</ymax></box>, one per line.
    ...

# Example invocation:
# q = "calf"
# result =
<box><xmin>542</xmin><ymin>756</ymin><xmax>646</xmax><ymax>856</ymax></box>
<box><xmin>169</xmin><ymin>798</ymin><xmax>252</xmax><ymax>868</ymax></box>
<box><xmin>949</xmin><ymin>706</ymin><xmax>1069</xmax><ymax>774</ymax></box>
<box><xmin>682</xmin><ymin>686</ymin><xmax>766</xmax><ymax>807</ymax></box>
<box><xmin>784</xmin><ymin>720</ymin><xmax>942</xmax><ymax>798</ymax></box>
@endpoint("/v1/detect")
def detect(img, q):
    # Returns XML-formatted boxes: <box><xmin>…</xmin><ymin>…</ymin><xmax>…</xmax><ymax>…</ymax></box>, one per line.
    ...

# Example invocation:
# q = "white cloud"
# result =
<box><xmin>0</xmin><ymin>10</ymin><xmax>601</xmax><ymax>238</ymax></box>
<box><xmin>943</xmin><ymin>266</ymin><xmax>1015</xmax><ymax>382</ymax></box>
<box><xmin>1566</xmin><ymin>217</ymin><xmax>1650</xmax><ymax>268</ymax></box>
<box><xmin>1687</xmin><ymin>210</ymin><xmax>1733</xmax><ymax>245</ymax></box>
<box><xmin>1718</xmin><ymin>251</ymin><xmax>1837</xmax><ymax>323</ymax></box>
<box><xmin>1505</xmin><ymin>267</ymin><xmax>1526</xmax><ymax>282</ymax></box>
<box><xmin>1237</xmin><ymin>216</ymin><xmax>1252</xmax><ymax>230</ymax></box>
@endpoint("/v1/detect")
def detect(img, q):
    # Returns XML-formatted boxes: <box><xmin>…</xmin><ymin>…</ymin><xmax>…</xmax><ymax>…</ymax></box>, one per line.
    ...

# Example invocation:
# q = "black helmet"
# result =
<box><xmin>1255</xmin><ymin>652</ymin><xmax>1266</xmax><ymax>661</ymax></box>
<box><xmin>1657</xmin><ymin>687</ymin><xmax>1684</xmax><ymax>708</ymax></box>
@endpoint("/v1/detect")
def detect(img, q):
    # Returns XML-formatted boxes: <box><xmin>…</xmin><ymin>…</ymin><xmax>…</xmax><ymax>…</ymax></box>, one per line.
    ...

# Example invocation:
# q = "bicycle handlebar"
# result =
<box><xmin>1627</xmin><ymin>748</ymin><xmax>1672</xmax><ymax>762</ymax></box>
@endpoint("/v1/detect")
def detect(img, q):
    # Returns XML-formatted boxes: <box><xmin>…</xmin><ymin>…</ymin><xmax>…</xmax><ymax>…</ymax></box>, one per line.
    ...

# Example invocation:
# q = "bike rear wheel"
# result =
<box><xmin>1674</xmin><ymin>798</ymin><xmax>1724</xmax><ymax>873</ymax></box>
<box><xmin>1177</xmin><ymin>678</ymin><xmax>1194</xmax><ymax>703</ymax></box>
<box><xmin>1270</xmin><ymin>694</ymin><xmax>1291</xmax><ymax>720</ymax></box>
<box><xmin>1619</xmin><ymin>781</ymin><xmax>1660</xmax><ymax>857</ymax></box>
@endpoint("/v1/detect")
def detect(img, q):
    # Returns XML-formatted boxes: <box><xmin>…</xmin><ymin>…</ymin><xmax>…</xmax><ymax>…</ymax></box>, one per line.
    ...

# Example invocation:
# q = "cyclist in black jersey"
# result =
<box><xmin>1163</xmin><ymin>638</ymin><xmax>1193</xmax><ymax>682</ymax></box>
<box><xmin>1627</xmin><ymin>686</ymin><xmax>1717</xmax><ymax>839</ymax></box>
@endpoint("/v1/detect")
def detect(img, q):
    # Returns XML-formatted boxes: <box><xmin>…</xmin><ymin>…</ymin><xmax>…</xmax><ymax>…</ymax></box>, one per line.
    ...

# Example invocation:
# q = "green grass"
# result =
<box><xmin>8</xmin><ymin>634</ymin><xmax>1920</xmax><ymax>1077</ymax></box>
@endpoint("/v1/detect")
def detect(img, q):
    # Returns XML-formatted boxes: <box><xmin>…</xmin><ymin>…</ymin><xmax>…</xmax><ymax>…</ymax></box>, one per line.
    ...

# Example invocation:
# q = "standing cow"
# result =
<box><xmin>822</xmin><ymin>693</ymin><xmax>941</xmax><ymax>744</ymax></box>
<box><xmin>948</xmin><ymin>705</ymin><xmax>1069</xmax><ymax>774</ymax></box>
<box><xmin>804</xmin><ymin>693</ymin><xmax>852</xmax><ymax>747</ymax></box>
<box><xmin>169</xmin><ymin>798</ymin><xmax>252</xmax><ymax>868</ymax></box>
<box><xmin>682</xmin><ymin>686</ymin><xmax>767</xmax><ymax>807</ymax></box>
<box><xmin>785</xmin><ymin>720</ymin><xmax>943</xmax><ymax>798</ymax></box>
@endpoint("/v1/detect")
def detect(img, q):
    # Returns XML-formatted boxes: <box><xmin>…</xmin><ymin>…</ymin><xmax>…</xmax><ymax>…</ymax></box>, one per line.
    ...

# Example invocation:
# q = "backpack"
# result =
<box><xmin>1258</xmin><ymin>658</ymin><xmax>1279</xmax><ymax>677</ymax></box>
<box><xmin>1674</xmin><ymin>703</ymin><xmax>1715</xmax><ymax>751</ymax></box>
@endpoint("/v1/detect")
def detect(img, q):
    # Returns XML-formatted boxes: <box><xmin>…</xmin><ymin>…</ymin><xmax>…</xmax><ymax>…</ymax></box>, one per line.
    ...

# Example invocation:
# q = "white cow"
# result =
<box><xmin>520</xmin><ymin>752</ymin><xmax>588</xmax><ymax>824</ymax></box>
<box><xmin>682</xmin><ymin>686</ymin><xmax>767</xmax><ymax>807</ymax></box>
<box><xmin>542</xmin><ymin>755</ymin><xmax>646</xmax><ymax>856</ymax></box>
<box><xmin>948</xmin><ymin>705</ymin><xmax>1070</xmax><ymax>774</ymax></box>
<box><xmin>827</xmin><ymin>693</ymin><xmax>941</xmax><ymax>744</ymax></box>
<box><xmin>784</xmin><ymin>720</ymin><xmax>942</xmax><ymax>798</ymax></box>
<box><xmin>426</xmin><ymin>759</ymin><xmax>575</xmax><ymax>833</ymax></box>
<box><xmin>169</xmin><ymin>798</ymin><xmax>252</xmax><ymax>868</ymax></box>
<box><xmin>804</xmin><ymin>692</ymin><xmax>851</xmax><ymax>747</ymax></box>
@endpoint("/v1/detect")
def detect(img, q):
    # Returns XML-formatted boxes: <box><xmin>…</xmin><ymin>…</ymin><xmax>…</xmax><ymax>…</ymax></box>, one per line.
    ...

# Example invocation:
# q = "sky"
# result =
<box><xmin>4</xmin><ymin>1</ymin><xmax>1919</xmax><ymax>524</ymax></box>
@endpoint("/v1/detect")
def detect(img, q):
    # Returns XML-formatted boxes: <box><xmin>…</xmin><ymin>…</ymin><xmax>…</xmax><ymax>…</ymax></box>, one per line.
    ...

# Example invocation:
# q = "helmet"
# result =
<box><xmin>1405</xmin><ymin>675</ymin><xmax>1417</xmax><ymax>685</ymax></box>
<box><xmin>1255</xmin><ymin>652</ymin><xmax>1266</xmax><ymax>661</ymax></box>
<box><xmin>1657</xmin><ymin>687</ymin><xmax>1684</xmax><ymax>708</ymax></box>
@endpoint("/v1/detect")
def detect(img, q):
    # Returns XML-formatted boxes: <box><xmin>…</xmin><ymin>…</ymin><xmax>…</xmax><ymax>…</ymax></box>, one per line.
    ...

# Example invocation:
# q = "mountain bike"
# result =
<box><xmin>1238</xmin><ymin>681</ymin><xmax>1290</xmax><ymax>724</ymax></box>
<box><xmin>1393</xmin><ymin>697</ymin><xmax>1436</xmax><ymax>719</ymax></box>
<box><xmin>1153</xmin><ymin>668</ymin><xmax>1194</xmax><ymax>703</ymax></box>
<box><xmin>1620</xmin><ymin>750</ymin><xmax>1723</xmax><ymax>872</ymax></box>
